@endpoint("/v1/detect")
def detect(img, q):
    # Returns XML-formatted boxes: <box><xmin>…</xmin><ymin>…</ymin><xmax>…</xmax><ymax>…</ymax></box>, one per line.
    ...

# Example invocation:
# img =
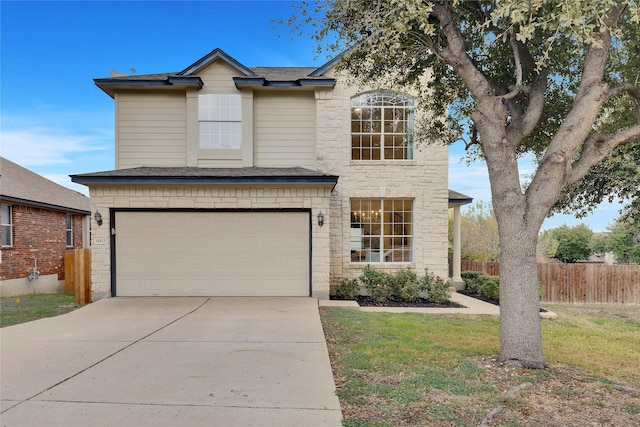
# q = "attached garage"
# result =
<box><xmin>114</xmin><ymin>210</ymin><xmax>310</xmax><ymax>297</ymax></box>
<box><xmin>70</xmin><ymin>166</ymin><xmax>338</xmax><ymax>300</ymax></box>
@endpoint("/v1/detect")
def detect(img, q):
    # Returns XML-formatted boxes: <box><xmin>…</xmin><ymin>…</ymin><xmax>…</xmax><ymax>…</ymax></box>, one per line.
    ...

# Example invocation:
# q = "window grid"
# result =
<box><xmin>350</xmin><ymin>198</ymin><xmax>413</xmax><ymax>263</ymax></box>
<box><xmin>351</xmin><ymin>92</ymin><xmax>414</xmax><ymax>161</ymax></box>
<box><xmin>66</xmin><ymin>214</ymin><xmax>73</xmax><ymax>247</ymax></box>
<box><xmin>198</xmin><ymin>94</ymin><xmax>242</xmax><ymax>149</ymax></box>
<box><xmin>1</xmin><ymin>204</ymin><xmax>12</xmax><ymax>247</ymax></box>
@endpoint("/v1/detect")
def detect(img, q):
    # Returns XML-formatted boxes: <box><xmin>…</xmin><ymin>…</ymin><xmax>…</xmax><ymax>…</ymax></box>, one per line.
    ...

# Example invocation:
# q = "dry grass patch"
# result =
<box><xmin>321</xmin><ymin>305</ymin><xmax>640</xmax><ymax>426</ymax></box>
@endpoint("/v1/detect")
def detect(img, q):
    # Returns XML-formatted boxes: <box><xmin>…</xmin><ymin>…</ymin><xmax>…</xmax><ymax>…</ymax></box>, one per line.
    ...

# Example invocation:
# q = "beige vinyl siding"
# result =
<box><xmin>198</xmin><ymin>60</ymin><xmax>242</xmax><ymax>93</ymax></box>
<box><xmin>197</xmin><ymin>158</ymin><xmax>244</xmax><ymax>168</ymax></box>
<box><xmin>116</xmin><ymin>91</ymin><xmax>187</xmax><ymax>168</ymax></box>
<box><xmin>254</xmin><ymin>92</ymin><xmax>316</xmax><ymax>168</ymax></box>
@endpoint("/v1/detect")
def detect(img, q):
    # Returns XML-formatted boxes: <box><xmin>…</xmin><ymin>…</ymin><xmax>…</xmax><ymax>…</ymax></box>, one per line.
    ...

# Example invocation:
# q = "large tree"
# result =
<box><xmin>290</xmin><ymin>0</ymin><xmax>640</xmax><ymax>367</ymax></box>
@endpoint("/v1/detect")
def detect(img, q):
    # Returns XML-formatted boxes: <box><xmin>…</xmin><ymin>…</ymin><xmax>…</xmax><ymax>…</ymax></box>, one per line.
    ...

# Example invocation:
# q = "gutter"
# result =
<box><xmin>0</xmin><ymin>195</ymin><xmax>91</xmax><ymax>215</ymax></box>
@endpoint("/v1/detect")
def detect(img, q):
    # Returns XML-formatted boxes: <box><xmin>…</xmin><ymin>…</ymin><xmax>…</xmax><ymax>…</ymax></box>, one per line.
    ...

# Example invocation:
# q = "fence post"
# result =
<box><xmin>74</xmin><ymin>249</ymin><xmax>91</xmax><ymax>305</ymax></box>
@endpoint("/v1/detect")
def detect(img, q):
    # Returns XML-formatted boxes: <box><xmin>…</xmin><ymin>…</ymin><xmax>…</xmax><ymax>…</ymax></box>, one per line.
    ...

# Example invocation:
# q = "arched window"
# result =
<box><xmin>351</xmin><ymin>92</ymin><xmax>414</xmax><ymax>160</ymax></box>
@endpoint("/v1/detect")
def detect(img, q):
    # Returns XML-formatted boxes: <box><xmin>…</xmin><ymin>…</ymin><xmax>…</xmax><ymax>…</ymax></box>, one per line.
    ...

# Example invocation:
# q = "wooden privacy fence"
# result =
<box><xmin>461</xmin><ymin>260</ymin><xmax>640</xmax><ymax>304</ymax></box>
<box><xmin>64</xmin><ymin>248</ymin><xmax>91</xmax><ymax>305</ymax></box>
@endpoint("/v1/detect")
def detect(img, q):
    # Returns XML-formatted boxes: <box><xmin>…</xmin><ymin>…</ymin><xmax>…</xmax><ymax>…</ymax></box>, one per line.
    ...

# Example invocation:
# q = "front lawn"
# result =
<box><xmin>320</xmin><ymin>305</ymin><xmax>640</xmax><ymax>426</ymax></box>
<box><xmin>0</xmin><ymin>293</ymin><xmax>79</xmax><ymax>327</ymax></box>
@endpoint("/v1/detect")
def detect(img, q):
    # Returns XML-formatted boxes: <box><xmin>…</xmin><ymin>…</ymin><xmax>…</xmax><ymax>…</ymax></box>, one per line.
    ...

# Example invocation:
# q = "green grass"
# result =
<box><xmin>0</xmin><ymin>293</ymin><xmax>79</xmax><ymax>327</ymax></box>
<box><xmin>321</xmin><ymin>305</ymin><xmax>640</xmax><ymax>426</ymax></box>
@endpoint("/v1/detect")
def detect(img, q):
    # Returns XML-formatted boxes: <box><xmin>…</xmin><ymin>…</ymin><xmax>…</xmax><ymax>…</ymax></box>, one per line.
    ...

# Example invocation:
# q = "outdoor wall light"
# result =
<box><xmin>94</xmin><ymin>211</ymin><xmax>103</xmax><ymax>226</ymax></box>
<box><xmin>317</xmin><ymin>211</ymin><xmax>325</xmax><ymax>227</ymax></box>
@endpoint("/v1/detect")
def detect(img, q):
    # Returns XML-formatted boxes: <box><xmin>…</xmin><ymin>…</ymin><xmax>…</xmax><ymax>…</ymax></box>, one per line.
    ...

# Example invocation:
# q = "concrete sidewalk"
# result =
<box><xmin>1</xmin><ymin>297</ymin><xmax>342</xmax><ymax>427</ymax></box>
<box><xmin>321</xmin><ymin>291</ymin><xmax>557</xmax><ymax>319</ymax></box>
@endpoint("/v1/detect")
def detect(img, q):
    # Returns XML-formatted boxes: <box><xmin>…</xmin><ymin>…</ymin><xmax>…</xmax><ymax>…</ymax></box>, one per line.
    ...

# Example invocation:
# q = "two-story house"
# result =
<box><xmin>72</xmin><ymin>48</ymin><xmax>471</xmax><ymax>301</ymax></box>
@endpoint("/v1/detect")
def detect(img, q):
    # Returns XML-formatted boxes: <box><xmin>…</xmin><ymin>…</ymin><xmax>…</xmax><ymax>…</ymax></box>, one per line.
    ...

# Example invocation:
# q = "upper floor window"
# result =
<box><xmin>198</xmin><ymin>94</ymin><xmax>242</xmax><ymax>149</ymax></box>
<box><xmin>66</xmin><ymin>214</ymin><xmax>73</xmax><ymax>247</ymax></box>
<box><xmin>350</xmin><ymin>198</ymin><xmax>413</xmax><ymax>263</ymax></box>
<box><xmin>351</xmin><ymin>92</ymin><xmax>414</xmax><ymax>161</ymax></box>
<box><xmin>1</xmin><ymin>204</ymin><xmax>12</xmax><ymax>247</ymax></box>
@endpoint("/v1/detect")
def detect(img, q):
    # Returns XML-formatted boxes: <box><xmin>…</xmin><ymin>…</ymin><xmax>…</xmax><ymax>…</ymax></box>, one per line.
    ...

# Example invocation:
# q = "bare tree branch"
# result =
<box><xmin>604</xmin><ymin>83</ymin><xmax>640</xmax><ymax>103</ymax></box>
<box><xmin>570</xmin><ymin>124</ymin><xmax>640</xmax><ymax>184</ymax></box>
<box><xmin>576</xmin><ymin>2</ymin><xmax>628</xmax><ymax>99</ymax></box>
<box><xmin>502</xmin><ymin>34</ymin><xmax>524</xmax><ymax>100</ymax></box>
<box><xmin>431</xmin><ymin>4</ymin><xmax>494</xmax><ymax>102</ymax></box>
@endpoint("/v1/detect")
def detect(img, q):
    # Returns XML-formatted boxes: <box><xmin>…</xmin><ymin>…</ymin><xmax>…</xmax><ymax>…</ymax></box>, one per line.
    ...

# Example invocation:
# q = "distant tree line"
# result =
<box><xmin>452</xmin><ymin>201</ymin><xmax>640</xmax><ymax>264</ymax></box>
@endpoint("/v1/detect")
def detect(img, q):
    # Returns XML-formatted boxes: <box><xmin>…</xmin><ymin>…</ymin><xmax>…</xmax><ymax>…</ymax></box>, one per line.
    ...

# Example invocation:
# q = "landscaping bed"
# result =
<box><xmin>333</xmin><ymin>295</ymin><xmax>466</xmax><ymax>308</ymax></box>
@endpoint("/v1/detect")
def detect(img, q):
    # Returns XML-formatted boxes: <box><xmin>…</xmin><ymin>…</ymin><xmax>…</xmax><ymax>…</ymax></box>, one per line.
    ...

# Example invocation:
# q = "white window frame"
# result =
<box><xmin>198</xmin><ymin>94</ymin><xmax>242</xmax><ymax>149</ymax></box>
<box><xmin>351</xmin><ymin>91</ymin><xmax>415</xmax><ymax>161</ymax></box>
<box><xmin>1</xmin><ymin>204</ymin><xmax>12</xmax><ymax>247</ymax></box>
<box><xmin>350</xmin><ymin>198</ymin><xmax>413</xmax><ymax>263</ymax></box>
<box><xmin>66</xmin><ymin>214</ymin><xmax>73</xmax><ymax>247</ymax></box>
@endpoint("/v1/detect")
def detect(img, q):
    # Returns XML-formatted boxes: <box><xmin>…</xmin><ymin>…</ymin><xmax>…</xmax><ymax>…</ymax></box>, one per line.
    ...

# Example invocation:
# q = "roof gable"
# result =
<box><xmin>0</xmin><ymin>157</ymin><xmax>91</xmax><ymax>214</ymax></box>
<box><xmin>309</xmin><ymin>55</ymin><xmax>342</xmax><ymax>77</ymax></box>
<box><xmin>95</xmin><ymin>48</ymin><xmax>339</xmax><ymax>95</ymax></box>
<box><xmin>179</xmin><ymin>48</ymin><xmax>257</xmax><ymax>77</ymax></box>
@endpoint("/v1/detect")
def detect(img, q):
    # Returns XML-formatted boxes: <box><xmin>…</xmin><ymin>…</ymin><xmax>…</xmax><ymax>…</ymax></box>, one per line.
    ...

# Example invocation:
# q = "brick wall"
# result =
<box><xmin>0</xmin><ymin>204</ymin><xmax>85</xmax><ymax>281</ymax></box>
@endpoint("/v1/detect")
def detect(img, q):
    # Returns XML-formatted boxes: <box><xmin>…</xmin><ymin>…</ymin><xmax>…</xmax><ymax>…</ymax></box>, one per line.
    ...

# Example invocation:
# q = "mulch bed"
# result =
<box><xmin>457</xmin><ymin>291</ymin><xmax>548</xmax><ymax>312</ymax></box>
<box><xmin>458</xmin><ymin>290</ymin><xmax>500</xmax><ymax>306</ymax></box>
<box><xmin>331</xmin><ymin>295</ymin><xmax>466</xmax><ymax>308</ymax></box>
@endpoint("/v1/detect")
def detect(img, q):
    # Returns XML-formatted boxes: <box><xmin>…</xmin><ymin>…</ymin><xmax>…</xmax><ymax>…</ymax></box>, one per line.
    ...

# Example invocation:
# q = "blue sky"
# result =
<box><xmin>1</xmin><ymin>1</ymin><xmax>623</xmax><ymax>232</ymax></box>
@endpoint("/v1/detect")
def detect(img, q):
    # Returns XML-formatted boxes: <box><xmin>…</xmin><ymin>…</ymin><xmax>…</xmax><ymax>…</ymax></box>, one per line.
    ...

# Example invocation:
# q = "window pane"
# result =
<box><xmin>371</xmin><ymin>135</ymin><xmax>381</xmax><ymax>148</ymax></box>
<box><xmin>66</xmin><ymin>214</ymin><xmax>73</xmax><ymax>246</ymax></box>
<box><xmin>351</xmin><ymin>92</ymin><xmax>414</xmax><ymax>160</ymax></box>
<box><xmin>1</xmin><ymin>205</ymin><xmax>12</xmax><ymax>247</ymax></box>
<box><xmin>198</xmin><ymin>94</ymin><xmax>242</xmax><ymax>149</ymax></box>
<box><xmin>1</xmin><ymin>225</ymin><xmax>10</xmax><ymax>246</ymax></box>
<box><xmin>199</xmin><ymin>122</ymin><xmax>241</xmax><ymax>149</ymax></box>
<box><xmin>351</xmin><ymin>199</ymin><xmax>413</xmax><ymax>263</ymax></box>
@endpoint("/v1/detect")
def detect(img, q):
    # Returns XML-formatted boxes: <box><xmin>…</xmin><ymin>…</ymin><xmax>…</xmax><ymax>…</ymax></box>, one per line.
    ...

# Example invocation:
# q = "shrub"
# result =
<box><xmin>419</xmin><ymin>268</ymin><xmax>451</xmax><ymax>303</ymax></box>
<box><xmin>479</xmin><ymin>278</ymin><xmax>500</xmax><ymax>300</ymax></box>
<box><xmin>335</xmin><ymin>278</ymin><xmax>360</xmax><ymax>300</ymax></box>
<box><xmin>391</xmin><ymin>267</ymin><xmax>420</xmax><ymax>302</ymax></box>
<box><xmin>461</xmin><ymin>271</ymin><xmax>489</xmax><ymax>295</ymax></box>
<box><xmin>359</xmin><ymin>265</ymin><xmax>391</xmax><ymax>303</ymax></box>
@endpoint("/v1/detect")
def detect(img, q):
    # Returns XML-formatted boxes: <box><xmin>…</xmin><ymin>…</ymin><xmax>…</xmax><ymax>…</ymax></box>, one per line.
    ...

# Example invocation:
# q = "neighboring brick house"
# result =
<box><xmin>1</xmin><ymin>157</ymin><xmax>91</xmax><ymax>296</ymax></box>
<box><xmin>71</xmin><ymin>48</ymin><xmax>471</xmax><ymax>301</ymax></box>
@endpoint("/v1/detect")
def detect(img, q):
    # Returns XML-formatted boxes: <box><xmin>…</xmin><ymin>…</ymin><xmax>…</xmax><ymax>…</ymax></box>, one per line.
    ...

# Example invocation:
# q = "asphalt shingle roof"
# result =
<box><xmin>448</xmin><ymin>189</ymin><xmax>473</xmax><ymax>205</ymax></box>
<box><xmin>71</xmin><ymin>166</ymin><xmax>339</xmax><ymax>185</ymax></box>
<box><xmin>0</xmin><ymin>157</ymin><xmax>91</xmax><ymax>213</ymax></box>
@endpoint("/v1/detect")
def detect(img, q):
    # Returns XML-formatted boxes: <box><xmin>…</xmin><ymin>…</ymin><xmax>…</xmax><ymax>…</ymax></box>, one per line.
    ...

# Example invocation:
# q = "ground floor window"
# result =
<box><xmin>66</xmin><ymin>214</ymin><xmax>73</xmax><ymax>247</ymax></box>
<box><xmin>350</xmin><ymin>198</ymin><xmax>413</xmax><ymax>263</ymax></box>
<box><xmin>1</xmin><ymin>204</ymin><xmax>12</xmax><ymax>247</ymax></box>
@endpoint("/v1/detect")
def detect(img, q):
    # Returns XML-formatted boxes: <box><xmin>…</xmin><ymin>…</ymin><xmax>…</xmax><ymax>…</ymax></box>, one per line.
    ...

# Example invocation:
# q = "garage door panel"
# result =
<box><xmin>115</xmin><ymin>211</ymin><xmax>309</xmax><ymax>296</ymax></box>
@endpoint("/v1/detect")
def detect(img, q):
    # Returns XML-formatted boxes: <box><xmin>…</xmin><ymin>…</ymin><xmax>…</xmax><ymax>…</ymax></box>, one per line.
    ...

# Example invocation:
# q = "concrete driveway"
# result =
<box><xmin>1</xmin><ymin>297</ymin><xmax>342</xmax><ymax>426</ymax></box>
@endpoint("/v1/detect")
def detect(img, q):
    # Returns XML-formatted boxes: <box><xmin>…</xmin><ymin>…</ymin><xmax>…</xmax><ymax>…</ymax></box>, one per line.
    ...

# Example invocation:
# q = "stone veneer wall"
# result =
<box><xmin>315</xmin><ymin>76</ymin><xmax>450</xmax><ymax>294</ymax></box>
<box><xmin>88</xmin><ymin>183</ymin><xmax>333</xmax><ymax>301</ymax></box>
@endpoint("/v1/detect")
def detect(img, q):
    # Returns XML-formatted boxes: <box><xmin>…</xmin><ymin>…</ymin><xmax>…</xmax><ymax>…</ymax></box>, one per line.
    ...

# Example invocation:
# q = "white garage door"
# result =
<box><xmin>115</xmin><ymin>211</ymin><xmax>310</xmax><ymax>296</ymax></box>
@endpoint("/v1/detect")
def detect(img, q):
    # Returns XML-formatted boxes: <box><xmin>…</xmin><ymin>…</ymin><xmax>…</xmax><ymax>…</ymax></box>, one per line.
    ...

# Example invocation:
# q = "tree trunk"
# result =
<box><xmin>497</xmin><ymin>220</ymin><xmax>546</xmax><ymax>369</ymax></box>
<box><xmin>477</xmin><ymin>115</ymin><xmax>549</xmax><ymax>369</ymax></box>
